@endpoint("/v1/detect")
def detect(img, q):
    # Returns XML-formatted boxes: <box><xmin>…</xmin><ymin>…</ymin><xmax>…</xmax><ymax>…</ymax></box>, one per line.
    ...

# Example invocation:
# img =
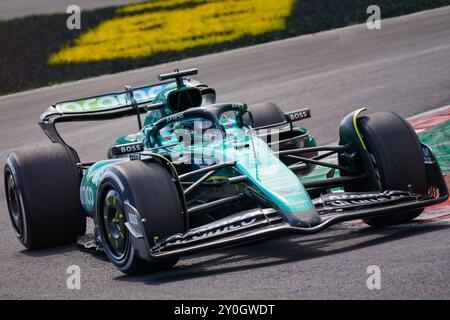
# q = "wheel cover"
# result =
<box><xmin>101</xmin><ymin>189</ymin><xmax>128</xmax><ymax>260</ymax></box>
<box><xmin>5</xmin><ymin>171</ymin><xmax>24</xmax><ymax>238</ymax></box>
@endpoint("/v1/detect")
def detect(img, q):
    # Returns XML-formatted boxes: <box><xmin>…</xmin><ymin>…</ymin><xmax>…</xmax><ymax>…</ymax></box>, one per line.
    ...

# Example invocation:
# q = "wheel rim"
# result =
<box><xmin>5</xmin><ymin>171</ymin><xmax>24</xmax><ymax>238</ymax></box>
<box><xmin>101</xmin><ymin>189</ymin><xmax>128</xmax><ymax>260</ymax></box>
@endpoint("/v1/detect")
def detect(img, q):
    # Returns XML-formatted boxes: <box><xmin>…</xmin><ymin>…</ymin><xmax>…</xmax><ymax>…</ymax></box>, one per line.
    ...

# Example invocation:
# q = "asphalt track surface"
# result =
<box><xmin>0</xmin><ymin>7</ymin><xmax>450</xmax><ymax>299</ymax></box>
<box><xmin>0</xmin><ymin>0</ymin><xmax>147</xmax><ymax>20</ymax></box>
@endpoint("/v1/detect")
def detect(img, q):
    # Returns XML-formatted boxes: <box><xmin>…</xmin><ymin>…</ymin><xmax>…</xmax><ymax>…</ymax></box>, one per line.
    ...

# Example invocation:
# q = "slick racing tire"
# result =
<box><xmin>4</xmin><ymin>143</ymin><xmax>86</xmax><ymax>249</ymax></box>
<box><xmin>97</xmin><ymin>160</ymin><xmax>185</xmax><ymax>275</ymax></box>
<box><xmin>357</xmin><ymin>112</ymin><xmax>427</xmax><ymax>227</ymax></box>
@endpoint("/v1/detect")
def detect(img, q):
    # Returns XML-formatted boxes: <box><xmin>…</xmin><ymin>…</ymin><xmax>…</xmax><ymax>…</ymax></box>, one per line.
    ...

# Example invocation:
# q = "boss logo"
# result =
<box><xmin>111</xmin><ymin>142</ymin><xmax>144</xmax><ymax>155</ymax></box>
<box><xmin>287</xmin><ymin>109</ymin><xmax>311</xmax><ymax>122</ymax></box>
<box><xmin>120</xmin><ymin>144</ymin><xmax>142</xmax><ymax>153</ymax></box>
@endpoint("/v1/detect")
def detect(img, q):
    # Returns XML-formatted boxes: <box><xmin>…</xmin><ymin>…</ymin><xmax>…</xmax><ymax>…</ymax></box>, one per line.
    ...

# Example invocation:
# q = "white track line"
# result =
<box><xmin>408</xmin><ymin>104</ymin><xmax>450</xmax><ymax>121</ymax></box>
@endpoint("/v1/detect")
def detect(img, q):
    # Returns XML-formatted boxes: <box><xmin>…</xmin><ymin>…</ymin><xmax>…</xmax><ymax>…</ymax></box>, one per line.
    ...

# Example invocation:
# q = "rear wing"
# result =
<box><xmin>46</xmin><ymin>79</ymin><xmax>199</xmax><ymax>115</ymax></box>
<box><xmin>39</xmin><ymin>79</ymin><xmax>200</xmax><ymax>145</ymax></box>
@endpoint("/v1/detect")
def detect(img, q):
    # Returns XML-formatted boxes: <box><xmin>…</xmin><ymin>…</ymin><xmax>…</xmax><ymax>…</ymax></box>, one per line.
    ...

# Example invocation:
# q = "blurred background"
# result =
<box><xmin>1</xmin><ymin>0</ymin><xmax>450</xmax><ymax>95</ymax></box>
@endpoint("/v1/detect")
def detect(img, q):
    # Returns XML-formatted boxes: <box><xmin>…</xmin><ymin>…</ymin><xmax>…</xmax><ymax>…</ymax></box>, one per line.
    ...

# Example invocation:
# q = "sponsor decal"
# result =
<box><xmin>55</xmin><ymin>82</ymin><xmax>178</xmax><ymax>113</ymax></box>
<box><xmin>286</xmin><ymin>108</ymin><xmax>311</xmax><ymax>122</ymax></box>
<box><xmin>156</xmin><ymin>211</ymin><xmax>266</xmax><ymax>249</ymax></box>
<box><xmin>320</xmin><ymin>191</ymin><xmax>417</xmax><ymax>208</ymax></box>
<box><xmin>165</xmin><ymin>112</ymin><xmax>185</xmax><ymax>123</ymax></box>
<box><xmin>111</xmin><ymin>142</ymin><xmax>144</xmax><ymax>156</ymax></box>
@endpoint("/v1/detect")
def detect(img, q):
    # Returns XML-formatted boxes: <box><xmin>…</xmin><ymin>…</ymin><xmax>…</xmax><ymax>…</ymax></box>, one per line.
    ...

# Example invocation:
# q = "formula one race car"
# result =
<box><xmin>4</xmin><ymin>68</ymin><xmax>448</xmax><ymax>274</ymax></box>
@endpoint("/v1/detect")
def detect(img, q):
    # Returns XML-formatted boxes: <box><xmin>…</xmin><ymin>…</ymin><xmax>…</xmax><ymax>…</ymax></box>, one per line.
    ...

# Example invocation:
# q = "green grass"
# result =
<box><xmin>419</xmin><ymin>120</ymin><xmax>450</xmax><ymax>172</ymax></box>
<box><xmin>1</xmin><ymin>0</ymin><xmax>450</xmax><ymax>95</ymax></box>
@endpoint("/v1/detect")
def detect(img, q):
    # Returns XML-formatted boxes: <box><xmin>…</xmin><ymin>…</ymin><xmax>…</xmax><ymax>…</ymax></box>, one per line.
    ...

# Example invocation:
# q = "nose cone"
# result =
<box><xmin>230</xmin><ymin>137</ymin><xmax>320</xmax><ymax>227</ymax></box>
<box><xmin>287</xmin><ymin>208</ymin><xmax>321</xmax><ymax>227</ymax></box>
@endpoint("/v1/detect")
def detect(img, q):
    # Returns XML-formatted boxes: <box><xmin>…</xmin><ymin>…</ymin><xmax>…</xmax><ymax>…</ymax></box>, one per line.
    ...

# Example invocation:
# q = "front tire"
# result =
<box><xmin>97</xmin><ymin>160</ymin><xmax>185</xmax><ymax>275</ymax></box>
<box><xmin>356</xmin><ymin>112</ymin><xmax>427</xmax><ymax>227</ymax></box>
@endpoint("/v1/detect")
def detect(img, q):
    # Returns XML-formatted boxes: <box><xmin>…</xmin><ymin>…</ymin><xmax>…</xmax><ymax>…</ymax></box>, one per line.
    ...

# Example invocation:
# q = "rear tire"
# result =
<box><xmin>4</xmin><ymin>143</ymin><xmax>86</xmax><ymax>249</ymax></box>
<box><xmin>356</xmin><ymin>112</ymin><xmax>427</xmax><ymax>227</ymax></box>
<box><xmin>245</xmin><ymin>102</ymin><xmax>286</xmax><ymax>128</ymax></box>
<box><xmin>97</xmin><ymin>161</ymin><xmax>185</xmax><ymax>275</ymax></box>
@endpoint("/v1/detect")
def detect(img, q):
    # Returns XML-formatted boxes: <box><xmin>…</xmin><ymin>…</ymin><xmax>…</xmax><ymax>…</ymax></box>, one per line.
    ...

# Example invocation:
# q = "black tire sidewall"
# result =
<box><xmin>4</xmin><ymin>161</ymin><xmax>31</xmax><ymax>248</ymax></box>
<box><xmin>358</xmin><ymin>112</ymin><xmax>427</xmax><ymax>226</ymax></box>
<box><xmin>4</xmin><ymin>144</ymin><xmax>86</xmax><ymax>249</ymax></box>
